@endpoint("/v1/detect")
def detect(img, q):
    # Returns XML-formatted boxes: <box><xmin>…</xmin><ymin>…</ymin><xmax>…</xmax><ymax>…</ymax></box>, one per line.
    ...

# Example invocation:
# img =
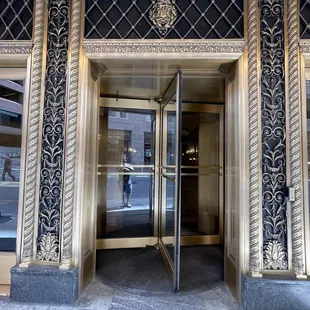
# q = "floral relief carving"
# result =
<box><xmin>264</xmin><ymin>240</ymin><xmax>288</xmax><ymax>270</ymax></box>
<box><xmin>260</xmin><ymin>0</ymin><xmax>288</xmax><ymax>270</ymax></box>
<box><xmin>37</xmin><ymin>0</ymin><xmax>70</xmax><ymax>262</ymax></box>
<box><xmin>37</xmin><ymin>233</ymin><xmax>59</xmax><ymax>262</ymax></box>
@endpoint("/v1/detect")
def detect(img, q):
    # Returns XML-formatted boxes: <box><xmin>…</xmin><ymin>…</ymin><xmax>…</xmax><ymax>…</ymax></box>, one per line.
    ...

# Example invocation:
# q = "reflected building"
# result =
<box><xmin>0</xmin><ymin>80</ymin><xmax>24</xmax><ymax>252</ymax></box>
<box><xmin>0</xmin><ymin>80</ymin><xmax>23</xmax><ymax>162</ymax></box>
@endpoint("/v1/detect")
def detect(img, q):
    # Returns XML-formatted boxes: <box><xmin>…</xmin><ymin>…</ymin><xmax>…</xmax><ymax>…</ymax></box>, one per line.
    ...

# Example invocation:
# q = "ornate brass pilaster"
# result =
<box><xmin>288</xmin><ymin>0</ymin><xmax>306</xmax><ymax>277</ymax></box>
<box><xmin>20</xmin><ymin>0</ymin><xmax>46</xmax><ymax>265</ymax></box>
<box><xmin>61</xmin><ymin>0</ymin><xmax>83</xmax><ymax>266</ymax></box>
<box><xmin>248</xmin><ymin>0</ymin><xmax>262</xmax><ymax>276</ymax></box>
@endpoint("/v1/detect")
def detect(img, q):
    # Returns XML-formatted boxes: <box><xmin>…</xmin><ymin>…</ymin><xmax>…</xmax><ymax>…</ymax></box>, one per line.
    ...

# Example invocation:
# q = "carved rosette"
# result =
<box><xmin>37</xmin><ymin>0</ymin><xmax>70</xmax><ymax>262</ymax></box>
<box><xmin>260</xmin><ymin>0</ymin><xmax>288</xmax><ymax>270</ymax></box>
<box><xmin>149</xmin><ymin>0</ymin><xmax>177</xmax><ymax>35</ymax></box>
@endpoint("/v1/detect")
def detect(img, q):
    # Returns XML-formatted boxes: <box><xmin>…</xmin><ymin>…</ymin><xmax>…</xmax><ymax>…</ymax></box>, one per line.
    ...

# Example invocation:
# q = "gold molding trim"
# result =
<box><xmin>248</xmin><ymin>0</ymin><xmax>262</xmax><ymax>275</ymax></box>
<box><xmin>300</xmin><ymin>40</ymin><xmax>310</xmax><ymax>54</ymax></box>
<box><xmin>20</xmin><ymin>0</ymin><xmax>46</xmax><ymax>263</ymax></box>
<box><xmin>82</xmin><ymin>39</ymin><xmax>245</xmax><ymax>56</ymax></box>
<box><xmin>288</xmin><ymin>0</ymin><xmax>306</xmax><ymax>277</ymax></box>
<box><xmin>61</xmin><ymin>0</ymin><xmax>82</xmax><ymax>266</ymax></box>
<box><xmin>0</xmin><ymin>41</ymin><xmax>32</xmax><ymax>54</ymax></box>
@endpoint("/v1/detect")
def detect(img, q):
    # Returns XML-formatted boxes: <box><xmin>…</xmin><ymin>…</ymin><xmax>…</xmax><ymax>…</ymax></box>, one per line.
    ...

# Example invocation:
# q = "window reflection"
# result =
<box><xmin>97</xmin><ymin>107</ymin><xmax>156</xmax><ymax>239</ymax></box>
<box><xmin>0</xmin><ymin>79</ymin><xmax>24</xmax><ymax>252</ymax></box>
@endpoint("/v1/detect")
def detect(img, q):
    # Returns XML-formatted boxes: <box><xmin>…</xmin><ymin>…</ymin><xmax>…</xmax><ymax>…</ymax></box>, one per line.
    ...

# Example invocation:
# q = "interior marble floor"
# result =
<box><xmin>0</xmin><ymin>246</ymin><xmax>239</xmax><ymax>310</ymax></box>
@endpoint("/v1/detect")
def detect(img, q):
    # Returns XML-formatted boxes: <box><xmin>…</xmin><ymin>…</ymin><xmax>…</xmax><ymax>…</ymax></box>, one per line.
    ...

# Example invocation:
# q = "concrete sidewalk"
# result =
<box><xmin>0</xmin><ymin>278</ymin><xmax>239</xmax><ymax>310</ymax></box>
<box><xmin>0</xmin><ymin>181</ymin><xmax>19</xmax><ymax>187</ymax></box>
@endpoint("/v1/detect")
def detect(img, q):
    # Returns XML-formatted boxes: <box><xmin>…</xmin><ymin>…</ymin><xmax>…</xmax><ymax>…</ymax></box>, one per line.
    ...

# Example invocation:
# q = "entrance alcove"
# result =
<box><xmin>77</xmin><ymin>56</ymin><xmax>247</xmax><ymax>302</ymax></box>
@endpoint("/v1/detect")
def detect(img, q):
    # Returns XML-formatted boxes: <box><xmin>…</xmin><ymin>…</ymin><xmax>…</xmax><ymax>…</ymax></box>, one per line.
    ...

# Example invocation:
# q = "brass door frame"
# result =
<box><xmin>97</xmin><ymin>98</ymin><xmax>161</xmax><ymax>249</ymax></box>
<box><xmin>157</xmin><ymin>70</ymin><xmax>182</xmax><ymax>291</ymax></box>
<box><xmin>159</xmin><ymin>102</ymin><xmax>224</xmax><ymax>247</ymax></box>
<box><xmin>96</xmin><ymin>89</ymin><xmax>224</xmax><ymax>250</ymax></box>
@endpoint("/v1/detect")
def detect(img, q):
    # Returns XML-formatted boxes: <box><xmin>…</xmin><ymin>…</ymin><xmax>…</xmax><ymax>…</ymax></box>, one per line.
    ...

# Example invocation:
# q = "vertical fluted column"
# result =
<box><xmin>248</xmin><ymin>0</ymin><xmax>262</xmax><ymax>275</ymax></box>
<box><xmin>61</xmin><ymin>0</ymin><xmax>82</xmax><ymax>265</ymax></box>
<box><xmin>287</xmin><ymin>0</ymin><xmax>306</xmax><ymax>277</ymax></box>
<box><xmin>20</xmin><ymin>0</ymin><xmax>46</xmax><ymax>264</ymax></box>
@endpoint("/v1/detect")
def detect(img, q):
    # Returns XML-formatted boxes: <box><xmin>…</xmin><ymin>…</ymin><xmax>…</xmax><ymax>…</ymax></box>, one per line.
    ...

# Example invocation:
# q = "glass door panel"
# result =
<box><xmin>148</xmin><ymin>114</ymin><xmax>156</xmax><ymax>233</ymax></box>
<box><xmin>97</xmin><ymin>107</ymin><xmax>157</xmax><ymax>240</ymax></box>
<box><xmin>159</xmin><ymin>70</ymin><xmax>182</xmax><ymax>292</ymax></box>
<box><xmin>181</xmin><ymin>111</ymin><xmax>222</xmax><ymax>238</ymax></box>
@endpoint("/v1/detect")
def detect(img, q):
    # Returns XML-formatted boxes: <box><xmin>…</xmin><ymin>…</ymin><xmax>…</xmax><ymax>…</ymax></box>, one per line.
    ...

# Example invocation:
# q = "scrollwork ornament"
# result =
<box><xmin>37</xmin><ymin>0</ymin><xmax>70</xmax><ymax>262</ymax></box>
<box><xmin>260</xmin><ymin>0</ymin><xmax>288</xmax><ymax>270</ymax></box>
<box><xmin>149</xmin><ymin>0</ymin><xmax>177</xmax><ymax>36</ymax></box>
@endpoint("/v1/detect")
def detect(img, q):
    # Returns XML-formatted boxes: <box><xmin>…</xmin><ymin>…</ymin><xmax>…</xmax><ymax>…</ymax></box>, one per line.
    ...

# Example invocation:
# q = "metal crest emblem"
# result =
<box><xmin>149</xmin><ymin>0</ymin><xmax>177</xmax><ymax>35</ymax></box>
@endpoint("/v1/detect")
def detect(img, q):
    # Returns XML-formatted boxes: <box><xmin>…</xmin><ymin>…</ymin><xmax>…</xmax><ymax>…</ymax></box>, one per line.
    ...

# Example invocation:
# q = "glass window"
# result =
<box><xmin>0</xmin><ymin>79</ymin><xmax>24</xmax><ymax>252</ymax></box>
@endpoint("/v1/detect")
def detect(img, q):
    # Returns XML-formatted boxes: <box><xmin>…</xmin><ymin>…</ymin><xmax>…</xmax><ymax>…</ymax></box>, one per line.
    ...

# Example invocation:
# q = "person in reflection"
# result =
<box><xmin>2</xmin><ymin>153</ymin><xmax>16</xmax><ymax>182</ymax></box>
<box><xmin>118</xmin><ymin>154</ymin><xmax>134</xmax><ymax>208</ymax></box>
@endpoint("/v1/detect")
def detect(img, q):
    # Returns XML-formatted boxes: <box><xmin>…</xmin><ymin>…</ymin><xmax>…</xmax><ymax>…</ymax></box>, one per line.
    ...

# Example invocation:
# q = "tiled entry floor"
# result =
<box><xmin>0</xmin><ymin>246</ymin><xmax>239</xmax><ymax>309</ymax></box>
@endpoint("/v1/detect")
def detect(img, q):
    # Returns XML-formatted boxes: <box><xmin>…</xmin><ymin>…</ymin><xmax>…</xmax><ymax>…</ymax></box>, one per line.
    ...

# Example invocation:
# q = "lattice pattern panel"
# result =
<box><xmin>301</xmin><ymin>0</ymin><xmax>310</xmax><ymax>39</ymax></box>
<box><xmin>85</xmin><ymin>0</ymin><xmax>244</xmax><ymax>39</ymax></box>
<box><xmin>0</xmin><ymin>0</ymin><xmax>34</xmax><ymax>40</ymax></box>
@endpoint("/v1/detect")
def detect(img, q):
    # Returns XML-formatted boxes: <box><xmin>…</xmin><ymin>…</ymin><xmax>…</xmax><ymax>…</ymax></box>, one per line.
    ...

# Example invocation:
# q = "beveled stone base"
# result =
<box><xmin>10</xmin><ymin>265</ymin><xmax>79</xmax><ymax>305</ymax></box>
<box><xmin>241</xmin><ymin>273</ymin><xmax>310</xmax><ymax>310</ymax></box>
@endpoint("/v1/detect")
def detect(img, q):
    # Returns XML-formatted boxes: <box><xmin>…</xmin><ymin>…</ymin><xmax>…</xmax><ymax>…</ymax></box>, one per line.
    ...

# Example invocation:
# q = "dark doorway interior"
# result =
<box><xmin>96</xmin><ymin>245</ymin><xmax>224</xmax><ymax>294</ymax></box>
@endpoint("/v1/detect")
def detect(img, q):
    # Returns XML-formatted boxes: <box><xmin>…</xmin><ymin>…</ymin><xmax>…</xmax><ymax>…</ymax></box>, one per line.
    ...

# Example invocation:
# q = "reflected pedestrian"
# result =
<box><xmin>118</xmin><ymin>154</ymin><xmax>134</xmax><ymax>208</ymax></box>
<box><xmin>2</xmin><ymin>153</ymin><xmax>16</xmax><ymax>182</ymax></box>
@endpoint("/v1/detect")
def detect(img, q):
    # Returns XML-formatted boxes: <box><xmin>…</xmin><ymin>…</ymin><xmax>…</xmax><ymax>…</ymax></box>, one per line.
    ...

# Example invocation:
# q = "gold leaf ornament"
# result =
<box><xmin>149</xmin><ymin>0</ymin><xmax>177</xmax><ymax>35</ymax></box>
